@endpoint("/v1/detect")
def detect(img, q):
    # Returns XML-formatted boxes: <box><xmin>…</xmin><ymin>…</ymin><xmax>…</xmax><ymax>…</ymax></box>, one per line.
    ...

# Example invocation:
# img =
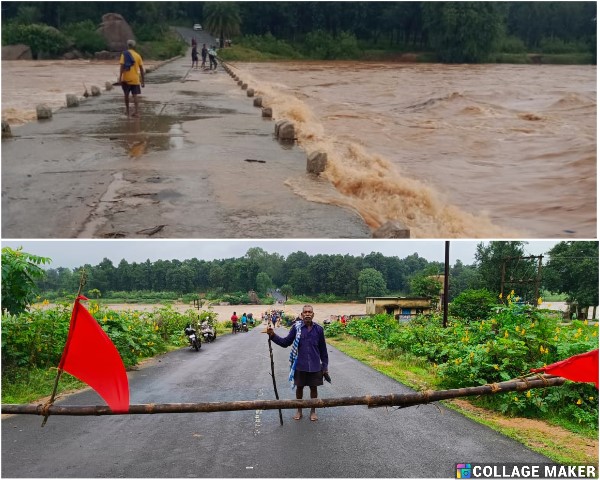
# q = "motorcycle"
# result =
<box><xmin>240</xmin><ymin>322</ymin><xmax>248</xmax><ymax>332</ymax></box>
<box><xmin>184</xmin><ymin>325</ymin><xmax>201</xmax><ymax>351</ymax></box>
<box><xmin>200</xmin><ymin>320</ymin><xmax>216</xmax><ymax>343</ymax></box>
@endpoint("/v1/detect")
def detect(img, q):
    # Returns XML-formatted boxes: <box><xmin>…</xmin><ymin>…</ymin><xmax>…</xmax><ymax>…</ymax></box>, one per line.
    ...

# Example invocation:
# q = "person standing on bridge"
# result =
<box><xmin>119</xmin><ymin>40</ymin><xmax>145</xmax><ymax>118</ymax></box>
<box><xmin>267</xmin><ymin>305</ymin><xmax>329</xmax><ymax>421</ymax></box>
<box><xmin>208</xmin><ymin>46</ymin><xmax>218</xmax><ymax>70</ymax></box>
<box><xmin>201</xmin><ymin>44</ymin><xmax>208</xmax><ymax>69</ymax></box>
<box><xmin>191</xmin><ymin>43</ymin><xmax>199</xmax><ymax>69</ymax></box>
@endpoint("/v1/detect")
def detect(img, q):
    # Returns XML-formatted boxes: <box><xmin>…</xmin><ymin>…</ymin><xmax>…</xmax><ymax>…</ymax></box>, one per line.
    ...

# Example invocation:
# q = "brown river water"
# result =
<box><xmin>2</xmin><ymin>60</ymin><xmax>596</xmax><ymax>238</ymax></box>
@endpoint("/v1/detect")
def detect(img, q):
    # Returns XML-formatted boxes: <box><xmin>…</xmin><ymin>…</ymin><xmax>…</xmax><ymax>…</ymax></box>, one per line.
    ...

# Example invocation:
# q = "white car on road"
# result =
<box><xmin>193</xmin><ymin>24</ymin><xmax>203</xmax><ymax>31</ymax></box>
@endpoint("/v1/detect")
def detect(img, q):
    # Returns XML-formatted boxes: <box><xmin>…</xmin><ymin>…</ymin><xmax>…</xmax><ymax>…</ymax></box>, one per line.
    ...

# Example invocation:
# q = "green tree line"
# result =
<box><xmin>12</xmin><ymin>242</ymin><xmax>597</xmax><ymax>314</ymax></box>
<box><xmin>2</xmin><ymin>2</ymin><xmax>596</xmax><ymax>62</ymax></box>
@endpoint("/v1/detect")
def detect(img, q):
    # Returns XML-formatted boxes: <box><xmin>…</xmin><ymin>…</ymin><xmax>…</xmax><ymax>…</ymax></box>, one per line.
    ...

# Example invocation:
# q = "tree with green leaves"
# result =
<box><xmin>422</xmin><ymin>2</ymin><xmax>507</xmax><ymax>62</ymax></box>
<box><xmin>358</xmin><ymin>268</ymin><xmax>387</xmax><ymax>298</ymax></box>
<box><xmin>449</xmin><ymin>259</ymin><xmax>482</xmax><ymax>301</ymax></box>
<box><xmin>1</xmin><ymin>247</ymin><xmax>50</xmax><ymax>315</ymax></box>
<box><xmin>203</xmin><ymin>2</ymin><xmax>241</xmax><ymax>49</ymax></box>
<box><xmin>410</xmin><ymin>269</ymin><xmax>442</xmax><ymax>308</ymax></box>
<box><xmin>280</xmin><ymin>284</ymin><xmax>293</xmax><ymax>301</ymax></box>
<box><xmin>543</xmin><ymin>241</ymin><xmax>599</xmax><ymax>319</ymax></box>
<box><xmin>255</xmin><ymin>272</ymin><xmax>273</xmax><ymax>295</ymax></box>
<box><xmin>475</xmin><ymin>241</ymin><xmax>535</xmax><ymax>299</ymax></box>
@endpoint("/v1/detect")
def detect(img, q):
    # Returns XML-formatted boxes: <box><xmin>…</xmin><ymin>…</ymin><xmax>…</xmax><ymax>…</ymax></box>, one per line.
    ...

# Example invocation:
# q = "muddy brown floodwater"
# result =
<box><xmin>92</xmin><ymin>302</ymin><xmax>367</xmax><ymax>323</ymax></box>
<box><xmin>3</xmin><ymin>60</ymin><xmax>595</xmax><ymax>238</ymax></box>
<box><xmin>233</xmin><ymin>61</ymin><xmax>597</xmax><ymax>238</ymax></box>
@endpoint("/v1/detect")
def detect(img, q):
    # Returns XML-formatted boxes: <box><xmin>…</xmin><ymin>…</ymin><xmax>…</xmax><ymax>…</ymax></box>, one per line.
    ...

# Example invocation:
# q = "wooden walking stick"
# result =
<box><xmin>266</xmin><ymin>318</ymin><xmax>284</xmax><ymax>425</ymax></box>
<box><xmin>41</xmin><ymin>270</ymin><xmax>87</xmax><ymax>427</ymax></box>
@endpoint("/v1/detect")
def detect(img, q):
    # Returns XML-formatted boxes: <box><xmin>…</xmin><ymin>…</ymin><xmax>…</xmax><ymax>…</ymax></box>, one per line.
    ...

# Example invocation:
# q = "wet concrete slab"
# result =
<box><xmin>2</xmin><ymin>55</ymin><xmax>370</xmax><ymax>238</ymax></box>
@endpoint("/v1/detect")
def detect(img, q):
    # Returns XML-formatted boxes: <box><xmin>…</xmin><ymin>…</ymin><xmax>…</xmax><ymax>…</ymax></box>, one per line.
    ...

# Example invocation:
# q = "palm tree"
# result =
<box><xmin>203</xmin><ymin>2</ymin><xmax>241</xmax><ymax>49</ymax></box>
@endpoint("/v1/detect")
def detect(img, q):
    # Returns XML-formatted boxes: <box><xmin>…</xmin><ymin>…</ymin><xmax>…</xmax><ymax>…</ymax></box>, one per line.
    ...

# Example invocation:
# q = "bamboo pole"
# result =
<box><xmin>2</xmin><ymin>375</ymin><xmax>565</xmax><ymax>417</ymax></box>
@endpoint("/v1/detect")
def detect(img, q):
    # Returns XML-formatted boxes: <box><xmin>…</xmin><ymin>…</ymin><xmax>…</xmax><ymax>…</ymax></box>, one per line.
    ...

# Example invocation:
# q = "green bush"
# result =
<box><xmin>539</xmin><ymin>36</ymin><xmax>587</xmax><ymax>54</ymax></box>
<box><xmin>2</xmin><ymin>22</ymin><xmax>69</xmax><ymax>58</ymax></box>
<box><xmin>449</xmin><ymin>289</ymin><xmax>498</xmax><ymax>322</ymax></box>
<box><xmin>331</xmin><ymin>302</ymin><xmax>599</xmax><ymax>429</ymax></box>
<box><xmin>238</xmin><ymin>33</ymin><xmax>301</xmax><ymax>58</ymax></box>
<box><xmin>62</xmin><ymin>20</ymin><xmax>106</xmax><ymax>53</ymax></box>
<box><xmin>498</xmin><ymin>35</ymin><xmax>527</xmax><ymax>53</ymax></box>
<box><xmin>302</xmin><ymin>30</ymin><xmax>361</xmax><ymax>59</ymax></box>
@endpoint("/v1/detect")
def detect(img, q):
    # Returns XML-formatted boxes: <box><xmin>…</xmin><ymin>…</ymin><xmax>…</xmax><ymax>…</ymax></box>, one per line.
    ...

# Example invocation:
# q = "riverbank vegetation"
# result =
<box><xmin>324</xmin><ymin>304</ymin><xmax>598</xmax><ymax>464</ymax></box>
<box><xmin>1</xmin><ymin>2</ymin><xmax>595</xmax><ymax>64</ymax></box>
<box><xmin>1</xmin><ymin>303</ymin><xmax>222</xmax><ymax>404</ymax></box>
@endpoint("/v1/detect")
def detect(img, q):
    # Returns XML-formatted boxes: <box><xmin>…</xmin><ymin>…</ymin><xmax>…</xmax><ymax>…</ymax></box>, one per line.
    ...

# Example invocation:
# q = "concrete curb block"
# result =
<box><xmin>372</xmin><ymin>221</ymin><xmax>411</xmax><ymax>238</ymax></box>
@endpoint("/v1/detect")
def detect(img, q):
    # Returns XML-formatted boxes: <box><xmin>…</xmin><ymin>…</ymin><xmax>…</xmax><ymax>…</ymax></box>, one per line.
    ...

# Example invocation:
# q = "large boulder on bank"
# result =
<box><xmin>2</xmin><ymin>44</ymin><xmax>32</xmax><ymax>60</ymax></box>
<box><xmin>97</xmin><ymin>13</ymin><xmax>134</xmax><ymax>52</ymax></box>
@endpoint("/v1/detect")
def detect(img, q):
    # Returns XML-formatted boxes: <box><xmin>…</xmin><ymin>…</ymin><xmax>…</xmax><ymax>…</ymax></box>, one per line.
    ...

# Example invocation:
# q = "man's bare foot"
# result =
<box><xmin>310</xmin><ymin>411</ymin><xmax>318</xmax><ymax>421</ymax></box>
<box><xmin>293</xmin><ymin>411</ymin><xmax>303</xmax><ymax>420</ymax></box>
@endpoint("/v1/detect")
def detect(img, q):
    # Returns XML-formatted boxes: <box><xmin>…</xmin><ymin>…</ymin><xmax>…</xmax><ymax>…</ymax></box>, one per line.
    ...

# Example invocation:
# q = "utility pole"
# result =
<box><xmin>500</xmin><ymin>255</ymin><xmax>543</xmax><ymax>304</ymax></box>
<box><xmin>443</xmin><ymin>241</ymin><xmax>449</xmax><ymax>328</ymax></box>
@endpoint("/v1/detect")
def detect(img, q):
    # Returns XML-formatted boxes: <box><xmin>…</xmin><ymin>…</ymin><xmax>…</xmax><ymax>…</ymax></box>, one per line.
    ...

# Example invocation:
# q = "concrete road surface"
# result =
<box><xmin>2</xmin><ymin>325</ymin><xmax>552</xmax><ymax>478</ymax></box>
<box><xmin>2</xmin><ymin>30</ymin><xmax>369</xmax><ymax>239</ymax></box>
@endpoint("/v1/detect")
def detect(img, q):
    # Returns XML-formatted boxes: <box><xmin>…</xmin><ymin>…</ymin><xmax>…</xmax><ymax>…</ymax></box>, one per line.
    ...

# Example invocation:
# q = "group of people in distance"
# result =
<box><xmin>191</xmin><ymin>37</ymin><xmax>218</xmax><ymax>70</ymax></box>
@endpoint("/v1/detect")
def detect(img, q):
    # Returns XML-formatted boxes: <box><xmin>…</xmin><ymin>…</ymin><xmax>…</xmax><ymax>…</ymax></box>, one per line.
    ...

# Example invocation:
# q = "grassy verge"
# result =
<box><xmin>327</xmin><ymin>335</ymin><xmax>598</xmax><ymax>465</ymax></box>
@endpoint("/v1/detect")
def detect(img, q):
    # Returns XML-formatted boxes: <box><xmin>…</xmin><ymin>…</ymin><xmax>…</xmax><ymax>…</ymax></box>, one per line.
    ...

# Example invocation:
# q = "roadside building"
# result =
<box><xmin>366</xmin><ymin>296</ymin><xmax>432</xmax><ymax>322</ymax></box>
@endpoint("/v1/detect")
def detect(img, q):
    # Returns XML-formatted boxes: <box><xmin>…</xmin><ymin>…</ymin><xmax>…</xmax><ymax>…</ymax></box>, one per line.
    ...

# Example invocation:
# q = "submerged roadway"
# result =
<box><xmin>2</xmin><ymin>28</ymin><xmax>369</xmax><ymax>239</ymax></box>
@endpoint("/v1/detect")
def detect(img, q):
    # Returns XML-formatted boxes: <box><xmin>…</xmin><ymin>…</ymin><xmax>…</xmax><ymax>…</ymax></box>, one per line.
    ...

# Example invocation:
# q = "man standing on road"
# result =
<box><xmin>119</xmin><ymin>39</ymin><xmax>145</xmax><ymax>118</ymax></box>
<box><xmin>267</xmin><ymin>305</ymin><xmax>329</xmax><ymax>421</ymax></box>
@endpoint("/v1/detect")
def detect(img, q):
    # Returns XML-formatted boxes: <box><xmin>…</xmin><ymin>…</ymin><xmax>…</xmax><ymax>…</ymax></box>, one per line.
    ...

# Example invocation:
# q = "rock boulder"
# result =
<box><xmin>2</xmin><ymin>44</ymin><xmax>32</xmax><ymax>60</ymax></box>
<box><xmin>97</xmin><ymin>13</ymin><xmax>135</xmax><ymax>52</ymax></box>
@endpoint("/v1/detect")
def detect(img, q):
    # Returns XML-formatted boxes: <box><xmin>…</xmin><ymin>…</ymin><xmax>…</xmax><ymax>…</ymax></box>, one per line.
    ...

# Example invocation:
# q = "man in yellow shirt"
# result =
<box><xmin>119</xmin><ymin>39</ymin><xmax>145</xmax><ymax>117</ymax></box>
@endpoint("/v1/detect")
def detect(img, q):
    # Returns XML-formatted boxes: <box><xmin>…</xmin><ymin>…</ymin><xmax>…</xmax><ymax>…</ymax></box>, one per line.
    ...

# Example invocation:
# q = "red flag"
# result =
<box><xmin>531</xmin><ymin>349</ymin><xmax>599</xmax><ymax>388</ymax></box>
<box><xmin>59</xmin><ymin>296</ymin><xmax>129</xmax><ymax>412</ymax></box>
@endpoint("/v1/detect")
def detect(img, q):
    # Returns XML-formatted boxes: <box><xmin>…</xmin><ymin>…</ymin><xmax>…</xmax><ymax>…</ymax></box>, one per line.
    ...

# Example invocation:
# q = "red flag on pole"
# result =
<box><xmin>531</xmin><ymin>349</ymin><xmax>599</xmax><ymax>388</ymax></box>
<box><xmin>59</xmin><ymin>296</ymin><xmax>130</xmax><ymax>412</ymax></box>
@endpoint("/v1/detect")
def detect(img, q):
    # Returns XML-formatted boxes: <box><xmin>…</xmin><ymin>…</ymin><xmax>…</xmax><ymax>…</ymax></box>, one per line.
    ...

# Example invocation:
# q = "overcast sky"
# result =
<box><xmin>1</xmin><ymin>240</ymin><xmax>561</xmax><ymax>269</ymax></box>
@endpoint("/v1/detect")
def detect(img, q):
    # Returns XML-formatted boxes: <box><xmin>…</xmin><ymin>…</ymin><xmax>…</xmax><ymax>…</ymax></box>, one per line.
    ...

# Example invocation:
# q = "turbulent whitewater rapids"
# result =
<box><xmin>2</xmin><ymin>60</ymin><xmax>595</xmax><ymax>238</ymax></box>
<box><xmin>231</xmin><ymin>61</ymin><xmax>597</xmax><ymax>238</ymax></box>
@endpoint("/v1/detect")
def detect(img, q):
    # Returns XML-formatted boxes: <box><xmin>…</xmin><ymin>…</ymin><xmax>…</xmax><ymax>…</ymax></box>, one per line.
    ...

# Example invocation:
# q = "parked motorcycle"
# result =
<box><xmin>184</xmin><ymin>325</ymin><xmax>201</xmax><ymax>351</ymax></box>
<box><xmin>200</xmin><ymin>320</ymin><xmax>216</xmax><ymax>343</ymax></box>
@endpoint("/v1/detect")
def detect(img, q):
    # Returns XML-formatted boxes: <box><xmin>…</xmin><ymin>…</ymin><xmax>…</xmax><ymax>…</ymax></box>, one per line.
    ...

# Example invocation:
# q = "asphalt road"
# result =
<box><xmin>1</xmin><ymin>27</ymin><xmax>369</xmax><ymax>239</ymax></box>
<box><xmin>2</xmin><ymin>324</ymin><xmax>551</xmax><ymax>478</ymax></box>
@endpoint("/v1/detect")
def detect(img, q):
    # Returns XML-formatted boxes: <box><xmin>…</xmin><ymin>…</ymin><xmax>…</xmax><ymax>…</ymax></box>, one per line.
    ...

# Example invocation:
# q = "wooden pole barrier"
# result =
<box><xmin>2</xmin><ymin>375</ymin><xmax>565</xmax><ymax>417</ymax></box>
